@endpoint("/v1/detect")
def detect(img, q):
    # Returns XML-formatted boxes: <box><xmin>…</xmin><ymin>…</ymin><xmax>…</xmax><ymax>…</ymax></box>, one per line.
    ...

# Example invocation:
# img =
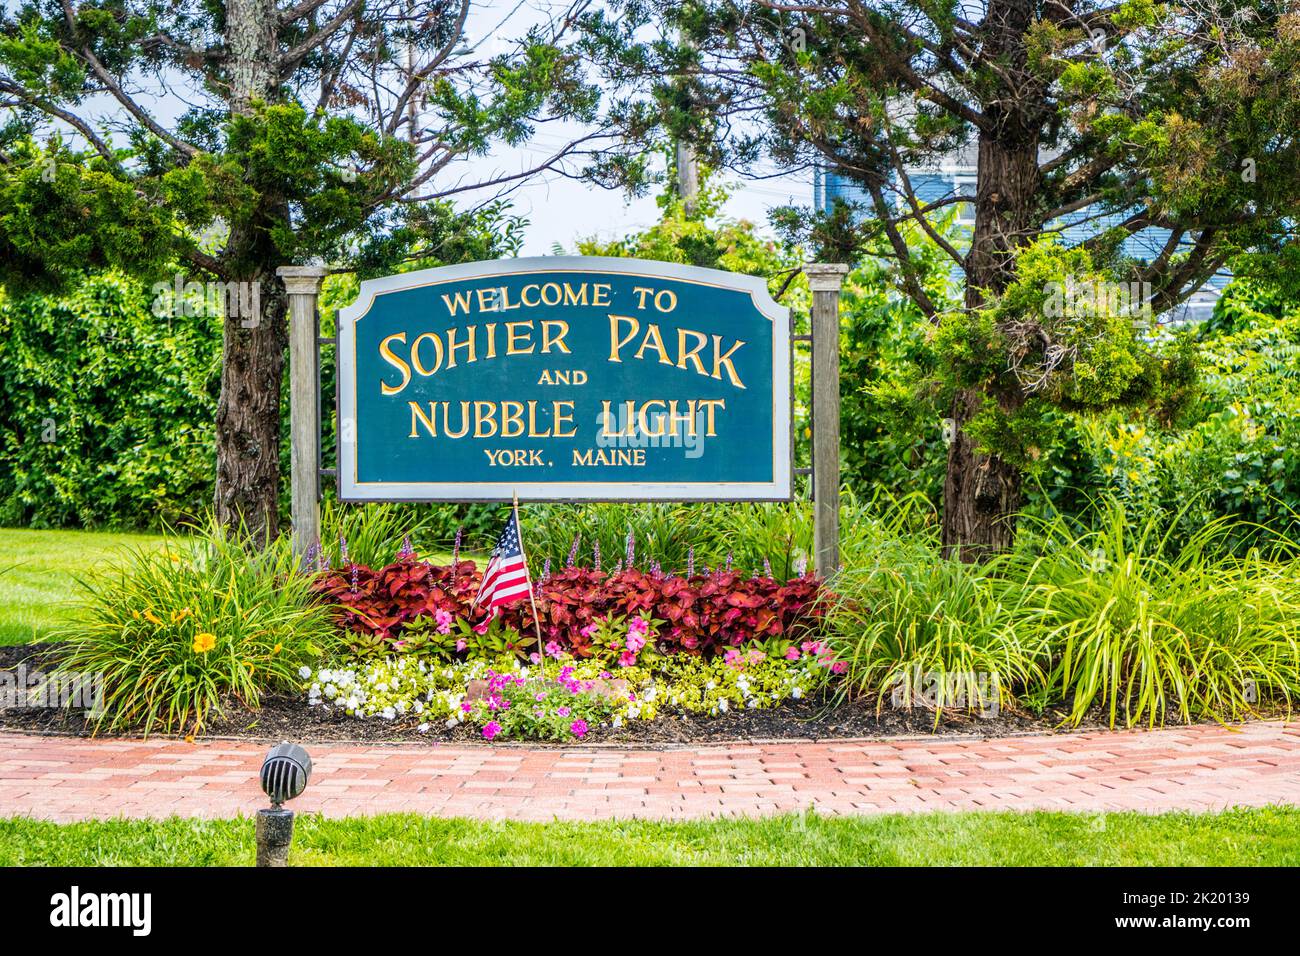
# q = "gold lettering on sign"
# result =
<box><xmin>379</xmin><ymin>333</ymin><xmax>411</xmax><ymax>395</ymax></box>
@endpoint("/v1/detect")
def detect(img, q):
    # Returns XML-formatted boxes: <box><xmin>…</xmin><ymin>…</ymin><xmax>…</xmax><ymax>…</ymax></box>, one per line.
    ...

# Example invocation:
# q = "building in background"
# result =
<box><xmin>813</xmin><ymin>150</ymin><xmax>1230</xmax><ymax>324</ymax></box>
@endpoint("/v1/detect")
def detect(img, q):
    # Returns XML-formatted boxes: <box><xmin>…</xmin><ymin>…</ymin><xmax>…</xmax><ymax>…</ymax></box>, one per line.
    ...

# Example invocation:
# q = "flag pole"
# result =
<box><xmin>514</xmin><ymin>489</ymin><xmax>545</xmax><ymax>664</ymax></box>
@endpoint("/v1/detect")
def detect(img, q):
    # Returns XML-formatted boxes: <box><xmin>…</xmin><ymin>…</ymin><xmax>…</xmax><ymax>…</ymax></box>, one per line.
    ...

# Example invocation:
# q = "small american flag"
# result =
<box><xmin>472</xmin><ymin>509</ymin><xmax>532</xmax><ymax>632</ymax></box>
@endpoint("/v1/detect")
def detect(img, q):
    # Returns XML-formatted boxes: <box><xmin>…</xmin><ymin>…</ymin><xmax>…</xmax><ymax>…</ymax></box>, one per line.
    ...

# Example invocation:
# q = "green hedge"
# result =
<box><xmin>0</xmin><ymin>272</ymin><xmax>220</xmax><ymax>528</ymax></box>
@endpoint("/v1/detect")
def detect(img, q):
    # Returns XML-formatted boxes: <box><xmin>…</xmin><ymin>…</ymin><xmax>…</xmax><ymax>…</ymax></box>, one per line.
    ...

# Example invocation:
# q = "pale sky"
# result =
<box><xmin>442</xmin><ymin>1</ymin><xmax>814</xmax><ymax>254</ymax></box>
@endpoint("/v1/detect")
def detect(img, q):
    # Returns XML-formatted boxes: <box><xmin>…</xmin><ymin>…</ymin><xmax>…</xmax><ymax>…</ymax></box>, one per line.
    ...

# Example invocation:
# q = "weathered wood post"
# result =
<box><xmin>277</xmin><ymin>265</ymin><xmax>329</xmax><ymax>559</ymax></box>
<box><xmin>805</xmin><ymin>262</ymin><xmax>848</xmax><ymax>580</ymax></box>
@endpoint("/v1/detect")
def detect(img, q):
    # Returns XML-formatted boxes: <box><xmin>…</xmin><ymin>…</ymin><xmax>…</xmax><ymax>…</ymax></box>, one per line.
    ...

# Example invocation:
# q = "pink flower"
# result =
<box><xmin>460</xmin><ymin>701</ymin><xmax>472</xmax><ymax>713</ymax></box>
<box><xmin>557</xmin><ymin>706</ymin><xmax>571</xmax><ymax>718</ymax></box>
<box><xmin>455</xmin><ymin>639</ymin><xmax>467</xmax><ymax>652</ymax></box>
<box><xmin>570</xmin><ymin>719</ymin><xmax>588</xmax><ymax>738</ymax></box>
<box><xmin>724</xmin><ymin>648</ymin><xmax>743</xmax><ymax>669</ymax></box>
<box><xmin>482</xmin><ymin>721</ymin><xmax>502</xmax><ymax>740</ymax></box>
<box><xmin>618</xmin><ymin>651</ymin><xmax>637</xmax><ymax>668</ymax></box>
<box><xmin>579</xmin><ymin>622</ymin><xmax>599</xmax><ymax>639</ymax></box>
<box><xmin>434</xmin><ymin>608</ymin><xmax>454</xmax><ymax>634</ymax></box>
<box><xmin>830</xmin><ymin>661</ymin><xmax>847</xmax><ymax>674</ymax></box>
<box><xmin>627</xmin><ymin>616</ymin><xmax>649</xmax><ymax>637</ymax></box>
<box><xmin>785</xmin><ymin>647</ymin><xmax>801</xmax><ymax>661</ymax></box>
<box><xmin>626</xmin><ymin>632</ymin><xmax>646</xmax><ymax>653</ymax></box>
<box><xmin>534</xmin><ymin>692</ymin><xmax>546</xmax><ymax>702</ymax></box>
<box><xmin>545</xmin><ymin>640</ymin><xmax>563</xmax><ymax>658</ymax></box>
<box><xmin>529</xmin><ymin>652</ymin><xmax>541</xmax><ymax>664</ymax></box>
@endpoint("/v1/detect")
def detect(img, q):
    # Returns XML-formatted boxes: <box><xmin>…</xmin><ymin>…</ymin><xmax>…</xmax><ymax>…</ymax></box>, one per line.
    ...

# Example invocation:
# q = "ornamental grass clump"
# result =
<box><xmin>825</xmin><ymin>536</ymin><xmax>1048</xmax><ymax>721</ymax></box>
<box><xmin>54</xmin><ymin>519</ymin><xmax>338</xmax><ymax>735</ymax></box>
<box><xmin>1004</xmin><ymin>502</ymin><xmax>1300</xmax><ymax>728</ymax></box>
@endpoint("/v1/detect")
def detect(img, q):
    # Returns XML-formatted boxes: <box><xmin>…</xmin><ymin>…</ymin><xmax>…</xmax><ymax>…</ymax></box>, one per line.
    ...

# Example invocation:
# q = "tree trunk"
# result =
<box><xmin>214</xmin><ymin>275</ymin><xmax>287</xmax><ymax>545</ymax></box>
<box><xmin>941</xmin><ymin>387</ymin><xmax>1023</xmax><ymax>562</ymax></box>
<box><xmin>941</xmin><ymin>2</ymin><xmax>1042</xmax><ymax>560</ymax></box>
<box><xmin>214</xmin><ymin>0</ymin><xmax>286</xmax><ymax>544</ymax></box>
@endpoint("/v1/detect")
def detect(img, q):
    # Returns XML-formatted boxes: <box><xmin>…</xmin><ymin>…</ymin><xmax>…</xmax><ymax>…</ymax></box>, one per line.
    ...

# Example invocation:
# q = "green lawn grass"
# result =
<box><xmin>0</xmin><ymin>528</ymin><xmax>168</xmax><ymax>646</ymax></box>
<box><xmin>1</xmin><ymin>807</ymin><xmax>1296</xmax><ymax>866</ymax></box>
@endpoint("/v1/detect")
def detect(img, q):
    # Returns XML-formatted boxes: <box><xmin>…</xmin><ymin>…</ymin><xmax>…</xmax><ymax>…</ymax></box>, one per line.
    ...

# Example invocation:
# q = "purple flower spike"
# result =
<box><xmin>453</xmin><ymin>527</ymin><xmax>463</xmax><ymax>565</ymax></box>
<box><xmin>339</xmin><ymin>534</ymin><xmax>349</xmax><ymax>566</ymax></box>
<box><xmin>566</xmin><ymin>533</ymin><xmax>580</xmax><ymax>568</ymax></box>
<box><xmin>687</xmin><ymin>546</ymin><xmax>695</xmax><ymax>578</ymax></box>
<box><xmin>763</xmin><ymin>557</ymin><xmax>772</xmax><ymax>578</ymax></box>
<box><xmin>593</xmin><ymin>539</ymin><xmax>602</xmax><ymax>572</ymax></box>
<box><xmin>397</xmin><ymin>536</ymin><xmax>414</xmax><ymax>561</ymax></box>
<box><xmin>625</xmin><ymin>528</ymin><xmax>636</xmax><ymax>567</ymax></box>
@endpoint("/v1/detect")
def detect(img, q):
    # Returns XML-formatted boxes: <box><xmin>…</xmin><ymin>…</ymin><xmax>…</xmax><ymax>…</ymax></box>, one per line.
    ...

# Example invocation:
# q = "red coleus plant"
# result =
<box><xmin>310</xmin><ymin>560</ymin><xmax>482</xmax><ymax>642</ymax></box>
<box><xmin>313</xmin><ymin>557</ymin><xmax>832</xmax><ymax>658</ymax></box>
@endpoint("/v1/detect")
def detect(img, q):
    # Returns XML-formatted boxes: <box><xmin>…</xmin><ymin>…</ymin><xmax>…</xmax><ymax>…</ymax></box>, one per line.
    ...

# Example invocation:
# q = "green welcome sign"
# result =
<box><xmin>337</xmin><ymin>257</ymin><xmax>791</xmax><ymax>501</ymax></box>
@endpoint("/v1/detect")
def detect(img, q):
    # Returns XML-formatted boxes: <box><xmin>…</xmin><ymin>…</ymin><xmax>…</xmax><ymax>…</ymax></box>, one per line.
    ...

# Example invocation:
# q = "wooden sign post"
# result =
<box><xmin>805</xmin><ymin>263</ymin><xmax>848</xmax><ymax>581</ymax></box>
<box><xmin>277</xmin><ymin>265</ymin><xmax>329</xmax><ymax>557</ymax></box>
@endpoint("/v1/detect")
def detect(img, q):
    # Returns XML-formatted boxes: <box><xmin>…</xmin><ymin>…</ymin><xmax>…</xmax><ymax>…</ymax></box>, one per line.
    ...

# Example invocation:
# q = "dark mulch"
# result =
<box><xmin>0</xmin><ymin>642</ymin><xmax>1230</xmax><ymax>747</ymax></box>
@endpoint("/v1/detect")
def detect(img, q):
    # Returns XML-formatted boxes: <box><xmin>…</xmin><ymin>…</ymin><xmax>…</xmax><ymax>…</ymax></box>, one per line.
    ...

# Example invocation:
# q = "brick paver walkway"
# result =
<box><xmin>0</xmin><ymin>721</ymin><xmax>1297</xmax><ymax>822</ymax></box>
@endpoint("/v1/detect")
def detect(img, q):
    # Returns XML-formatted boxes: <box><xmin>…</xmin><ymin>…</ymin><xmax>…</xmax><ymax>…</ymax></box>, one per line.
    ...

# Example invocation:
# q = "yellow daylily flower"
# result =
<box><xmin>172</xmin><ymin>608</ymin><xmax>192</xmax><ymax>623</ymax></box>
<box><xmin>192</xmin><ymin>632</ymin><xmax>217</xmax><ymax>654</ymax></box>
<box><xmin>143</xmin><ymin>610</ymin><xmax>163</xmax><ymax>626</ymax></box>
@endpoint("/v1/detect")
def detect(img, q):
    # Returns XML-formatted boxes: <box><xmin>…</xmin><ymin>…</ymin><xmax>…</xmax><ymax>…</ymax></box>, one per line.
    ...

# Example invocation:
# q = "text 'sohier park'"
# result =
<box><xmin>337</xmin><ymin>258</ymin><xmax>791</xmax><ymax>501</ymax></box>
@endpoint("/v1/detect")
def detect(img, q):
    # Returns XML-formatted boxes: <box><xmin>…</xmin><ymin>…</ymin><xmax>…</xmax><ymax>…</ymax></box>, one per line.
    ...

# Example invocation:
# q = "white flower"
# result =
<box><xmin>298</xmin><ymin>665</ymin><xmax>312</xmax><ymax>679</ymax></box>
<box><xmin>792</xmin><ymin>687</ymin><xmax>803</xmax><ymax>699</ymax></box>
<box><xmin>418</xmin><ymin>722</ymin><xmax>430</xmax><ymax>733</ymax></box>
<box><xmin>444</xmin><ymin>717</ymin><xmax>459</xmax><ymax>729</ymax></box>
<box><xmin>612</xmin><ymin>716</ymin><xmax>623</xmax><ymax>728</ymax></box>
<box><xmin>718</xmin><ymin>698</ymin><xmax>729</xmax><ymax>712</ymax></box>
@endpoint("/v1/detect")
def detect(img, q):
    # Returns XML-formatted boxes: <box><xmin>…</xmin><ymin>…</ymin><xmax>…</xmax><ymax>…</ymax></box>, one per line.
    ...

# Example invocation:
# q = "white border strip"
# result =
<box><xmin>337</xmin><ymin>256</ymin><xmax>791</xmax><ymax>502</ymax></box>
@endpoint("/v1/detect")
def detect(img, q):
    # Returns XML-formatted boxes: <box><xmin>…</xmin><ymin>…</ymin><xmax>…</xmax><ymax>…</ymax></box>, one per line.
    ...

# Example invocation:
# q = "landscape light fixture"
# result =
<box><xmin>256</xmin><ymin>741</ymin><xmax>312</xmax><ymax>867</ymax></box>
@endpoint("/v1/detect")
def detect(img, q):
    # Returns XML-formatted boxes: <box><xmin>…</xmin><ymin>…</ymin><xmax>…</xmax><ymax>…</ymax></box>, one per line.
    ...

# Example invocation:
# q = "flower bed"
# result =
<box><xmin>302</xmin><ymin>641</ymin><xmax>837</xmax><ymax>741</ymax></box>
<box><xmin>305</xmin><ymin>548</ymin><xmax>842</xmax><ymax>740</ymax></box>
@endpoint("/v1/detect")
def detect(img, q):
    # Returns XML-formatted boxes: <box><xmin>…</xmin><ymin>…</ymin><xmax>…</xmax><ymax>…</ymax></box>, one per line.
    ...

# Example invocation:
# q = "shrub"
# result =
<box><xmin>0</xmin><ymin>271</ymin><xmax>220</xmax><ymax>529</ymax></box>
<box><xmin>52</xmin><ymin>521</ymin><xmax>338</xmax><ymax>734</ymax></box>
